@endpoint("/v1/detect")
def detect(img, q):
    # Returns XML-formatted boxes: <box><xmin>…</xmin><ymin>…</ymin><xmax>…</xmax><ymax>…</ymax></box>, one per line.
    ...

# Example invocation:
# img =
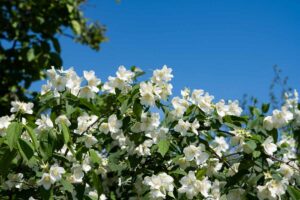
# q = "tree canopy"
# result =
<box><xmin>0</xmin><ymin>0</ymin><xmax>106</xmax><ymax>114</ymax></box>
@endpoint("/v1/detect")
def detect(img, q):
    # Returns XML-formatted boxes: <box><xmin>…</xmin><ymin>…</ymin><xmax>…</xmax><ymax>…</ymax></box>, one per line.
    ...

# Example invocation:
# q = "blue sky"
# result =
<box><xmin>34</xmin><ymin>0</ymin><xmax>300</xmax><ymax>103</ymax></box>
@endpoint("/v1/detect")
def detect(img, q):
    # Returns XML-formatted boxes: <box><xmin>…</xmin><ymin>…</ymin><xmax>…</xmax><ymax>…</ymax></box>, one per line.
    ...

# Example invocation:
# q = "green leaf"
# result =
<box><xmin>252</xmin><ymin>151</ymin><xmax>261</xmax><ymax>158</ymax></box>
<box><xmin>89</xmin><ymin>149</ymin><xmax>101</xmax><ymax>164</ymax></box>
<box><xmin>262</xmin><ymin>103</ymin><xmax>270</xmax><ymax>113</ymax></box>
<box><xmin>51</xmin><ymin>38</ymin><xmax>61</xmax><ymax>53</ymax></box>
<box><xmin>196</xmin><ymin>168</ymin><xmax>207</xmax><ymax>180</ymax></box>
<box><xmin>49</xmin><ymin>52</ymin><xmax>62</xmax><ymax>66</ymax></box>
<box><xmin>158</xmin><ymin>139</ymin><xmax>170</xmax><ymax>157</ymax></box>
<box><xmin>17</xmin><ymin>138</ymin><xmax>34</xmax><ymax>161</ymax></box>
<box><xmin>40</xmin><ymin>131</ymin><xmax>57</xmax><ymax>161</ymax></box>
<box><xmin>61</xmin><ymin>179</ymin><xmax>74</xmax><ymax>193</ymax></box>
<box><xmin>6</xmin><ymin>122</ymin><xmax>23</xmax><ymax>150</ymax></box>
<box><xmin>61</xmin><ymin>123</ymin><xmax>70</xmax><ymax>144</ymax></box>
<box><xmin>287</xmin><ymin>186</ymin><xmax>300</xmax><ymax>200</ymax></box>
<box><xmin>71</xmin><ymin>20</ymin><xmax>81</xmax><ymax>34</ymax></box>
<box><xmin>25</xmin><ymin>125</ymin><xmax>39</xmax><ymax>150</ymax></box>
<box><xmin>244</xmin><ymin>140</ymin><xmax>257</xmax><ymax>153</ymax></box>
<box><xmin>92</xmin><ymin>170</ymin><xmax>103</xmax><ymax>195</ymax></box>
<box><xmin>169</xmin><ymin>168</ymin><xmax>187</xmax><ymax>176</ymax></box>
<box><xmin>0</xmin><ymin>146</ymin><xmax>17</xmax><ymax>176</ymax></box>
<box><xmin>133</xmin><ymin>100</ymin><xmax>143</xmax><ymax>120</ymax></box>
<box><xmin>40</xmin><ymin>187</ymin><xmax>54</xmax><ymax>200</ymax></box>
<box><xmin>27</xmin><ymin>48</ymin><xmax>35</xmax><ymax>61</ymax></box>
<box><xmin>120</xmin><ymin>98</ymin><xmax>130</xmax><ymax>115</ymax></box>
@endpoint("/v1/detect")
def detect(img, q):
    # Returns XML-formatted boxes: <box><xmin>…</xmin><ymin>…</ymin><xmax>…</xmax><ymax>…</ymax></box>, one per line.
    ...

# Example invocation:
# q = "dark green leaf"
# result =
<box><xmin>25</xmin><ymin>125</ymin><xmax>39</xmax><ymax>150</ymax></box>
<box><xmin>0</xmin><ymin>146</ymin><xmax>17</xmax><ymax>176</ymax></box>
<box><xmin>6</xmin><ymin>122</ymin><xmax>23</xmax><ymax>150</ymax></box>
<box><xmin>133</xmin><ymin>100</ymin><xmax>143</xmax><ymax>120</ymax></box>
<box><xmin>17</xmin><ymin>138</ymin><xmax>34</xmax><ymax>161</ymax></box>
<box><xmin>287</xmin><ymin>186</ymin><xmax>300</xmax><ymax>200</ymax></box>
<box><xmin>262</xmin><ymin>103</ymin><xmax>270</xmax><ymax>113</ymax></box>
<box><xmin>61</xmin><ymin>122</ymin><xmax>70</xmax><ymax>144</ymax></box>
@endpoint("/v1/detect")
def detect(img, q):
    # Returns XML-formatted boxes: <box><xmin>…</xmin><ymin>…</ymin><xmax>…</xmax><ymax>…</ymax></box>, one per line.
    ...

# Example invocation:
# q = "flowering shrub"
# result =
<box><xmin>0</xmin><ymin>65</ymin><xmax>300</xmax><ymax>200</ymax></box>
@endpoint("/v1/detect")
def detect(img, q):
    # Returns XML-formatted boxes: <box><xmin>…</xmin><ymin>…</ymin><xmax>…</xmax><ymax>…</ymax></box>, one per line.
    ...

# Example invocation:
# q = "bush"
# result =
<box><xmin>0</xmin><ymin>65</ymin><xmax>299</xmax><ymax>199</ymax></box>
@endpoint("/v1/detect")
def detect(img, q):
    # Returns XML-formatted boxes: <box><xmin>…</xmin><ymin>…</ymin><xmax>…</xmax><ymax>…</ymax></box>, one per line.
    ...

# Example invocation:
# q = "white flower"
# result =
<box><xmin>65</xmin><ymin>68</ymin><xmax>82</xmax><ymax>95</ymax></box>
<box><xmin>108</xmin><ymin>114</ymin><xmax>122</xmax><ymax>134</ymax></box>
<box><xmin>49</xmin><ymin>164</ymin><xmax>65</xmax><ymax>182</ymax></box>
<box><xmin>79</xmin><ymin>86</ymin><xmax>96</xmax><ymax>99</ymax></box>
<box><xmin>191</xmin><ymin>90</ymin><xmax>214</xmax><ymax>114</ymax></box>
<box><xmin>210</xmin><ymin>179</ymin><xmax>221</xmax><ymax>199</ymax></box>
<box><xmin>38</xmin><ymin>173</ymin><xmax>54</xmax><ymax>190</ymax></box>
<box><xmin>262</xmin><ymin>136</ymin><xmax>277</xmax><ymax>156</ymax></box>
<box><xmin>102</xmin><ymin>66</ymin><xmax>133</xmax><ymax>94</ymax></box>
<box><xmin>178</xmin><ymin>171</ymin><xmax>201</xmax><ymax>199</ymax></box>
<box><xmin>55</xmin><ymin>115</ymin><xmax>71</xmax><ymax>127</ymax></box>
<box><xmin>181</xmin><ymin>88</ymin><xmax>190</xmax><ymax>99</ymax></box>
<box><xmin>116</xmin><ymin>65</ymin><xmax>134</xmax><ymax>82</ymax></box>
<box><xmin>198</xmin><ymin>177</ymin><xmax>212</xmax><ymax>197</ymax></box>
<box><xmin>183</xmin><ymin>144</ymin><xmax>209</xmax><ymax>165</ymax></box>
<box><xmin>278</xmin><ymin>163</ymin><xmax>294</xmax><ymax>180</ymax></box>
<box><xmin>70</xmin><ymin>164</ymin><xmax>84</xmax><ymax>183</ymax></box>
<box><xmin>82</xmin><ymin>155</ymin><xmax>92</xmax><ymax>172</ymax></box>
<box><xmin>263</xmin><ymin>116</ymin><xmax>274</xmax><ymax>131</ymax></box>
<box><xmin>99</xmin><ymin>122</ymin><xmax>109</xmax><ymax>134</ymax></box>
<box><xmin>215</xmin><ymin>99</ymin><xmax>227</xmax><ymax>117</ymax></box>
<box><xmin>190</xmin><ymin>119</ymin><xmax>200</xmax><ymax>135</ymax></box>
<box><xmin>84</xmin><ymin>134</ymin><xmax>98</xmax><ymax>148</ymax></box>
<box><xmin>83</xmin><ymin>70</ymin><xmax>101</xmax><ymax>93</ymax></box>
<box><xmin>0</xmin><ymin>115</ymin><xmax>14</xmax><ymax>136</ymax></box>
<box><xmin>140</xmin><ymin>82</ymin><xmax>156</xmax><ymax>106</ymax></box>
<box><xmin>227</xmin><ymin>100</ymin><xmax>243</xmax><ymax>116</ymax></box>
<box><xmin>212</xmin><ymin>136</ymin><xmax>229</xmax><ymax>156</ymax></box>
<box><xmin>146</xmin><ymin>127</ymin><xmax>168</xmax><ymax>144</ymax></box>
<box><xmin>99</xmin><ymin>194</ymin><xmax>107</xmax><ymax>200</ymax></box>
<box><xmin>143</xmin><ymin>173</ymin><xmax>174</xmax><ymax>199</ymax></box>
<box><xmin>151</xmin><ymin>65</ymin><xmax>173</xmax><ymax>84</ymax></box>
<box><xmin>265</xmin><ymin>107</ymin><xmax>293</xmax><ymax>130</ymax></box>
<box><xmin>206</xmin><ymin>158</ymin><xmax>223</xmax><ymax>176</ymax></box>
<box><xmin>135</xmin><ymin>140</ymin><xmax>153</xmax><ymax>156</ymax></box>
<box><xmin>88</xmin><ymin>190</ymin><xmax>98</xmax><ymax>199</ymax></box>
<box><xmin>171</xmin><ymin>97</ymin><xmax>189</xmax><ymax>117</ymax></box>
<box><xmin>74</xmin><ymin>114</ymin><xmax>98</xmax><ymax>134</ymax></box>
<box><xmin>46</xmin><ymin>66</ymin><xmax>57</xmax><ymax>80</ymax></box>
<box><xmin>41</xmin><ymin>81</ymin><xmax>52</xmax><ymax>95</ymax></box>
<box><xmin>140</xmin><ymin>112</ymin><xmax>160</xmax><ymax>132</ymax></box>
<box><xmin>227</xmin><ymin>163</ymin><xmax>240</xmax><ymax>176</ymax></box>
<box><xmin>52</xmin><ymin>74</ymin><xmax>66</xmax><ymax>92</ymax></box>
<box><xmin>155</xmin><ymin>82</ymin><xmax>173</xmax><ymax>100</ymax></box>
<box><xmin>10</xmin><ymin>101</ymin><xmax>34</xmax><ymax>114</ymax></box>
<box><xmin>174</xmin><ymin>119</ymin><xmax>191</xmax><ymax>136</ymax></box>
<box><xmin>35</xmin><ymin>114</ymin><xmax>54</xmax><ymax>132</ymax></box>
<box><xmin>257</xmin><ymin>179</ymin><xmax>287</xmax><ymax>200</ymax></box>
<box><xmin>5</xmin><ymin>173</ymin><xmax>23</xmax><ymax>189</ymax></box>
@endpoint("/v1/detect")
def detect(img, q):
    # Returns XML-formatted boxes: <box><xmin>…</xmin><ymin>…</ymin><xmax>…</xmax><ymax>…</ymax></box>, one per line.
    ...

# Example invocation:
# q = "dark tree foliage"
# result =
<box><xmin>0</xmin><ymin>0</ymin><xmax>106</xmax><ymax>114</ymax></box>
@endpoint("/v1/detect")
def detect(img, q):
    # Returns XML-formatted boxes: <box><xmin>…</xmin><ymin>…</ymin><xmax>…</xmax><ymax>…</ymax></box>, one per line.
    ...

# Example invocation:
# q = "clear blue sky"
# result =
<box><xmin>34</xmin><ymin>0</ymin><xmax>300</xmax><ymax>103</ymax></box>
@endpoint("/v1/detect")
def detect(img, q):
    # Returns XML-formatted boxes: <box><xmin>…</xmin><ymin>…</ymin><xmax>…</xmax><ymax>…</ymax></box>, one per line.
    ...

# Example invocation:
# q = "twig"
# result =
<box><xmin>268</xmin><ymin>155</ymin><xmax>300</xmax><ymax>173</ymax></box>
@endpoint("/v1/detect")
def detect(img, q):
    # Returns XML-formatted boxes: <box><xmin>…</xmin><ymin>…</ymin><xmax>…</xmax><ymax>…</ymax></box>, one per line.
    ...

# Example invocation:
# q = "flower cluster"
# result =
<box><xmin>0</xmin><ymin>65</ymin><xmax>299</xmax><ymax>200</ymax></box>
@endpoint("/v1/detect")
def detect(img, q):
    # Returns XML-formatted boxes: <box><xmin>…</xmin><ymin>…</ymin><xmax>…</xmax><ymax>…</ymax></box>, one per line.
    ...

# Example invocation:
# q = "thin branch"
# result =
<box><xmin>268</xmin><ymin>155</ymin><xmax>300</xmax><ymax>173</ymax></box>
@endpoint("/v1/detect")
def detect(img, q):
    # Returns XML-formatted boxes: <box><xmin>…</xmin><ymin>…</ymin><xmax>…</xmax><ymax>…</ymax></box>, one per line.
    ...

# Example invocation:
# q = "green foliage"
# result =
<box><xmin>0</xmin><ymin>66</ymin><xmax>299</xmax><ymax>199</ymax></box>
<box><xmin>0</xmin><ymin>0</ymin><xmax>106</xmax><ymax>114</ymax></box>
